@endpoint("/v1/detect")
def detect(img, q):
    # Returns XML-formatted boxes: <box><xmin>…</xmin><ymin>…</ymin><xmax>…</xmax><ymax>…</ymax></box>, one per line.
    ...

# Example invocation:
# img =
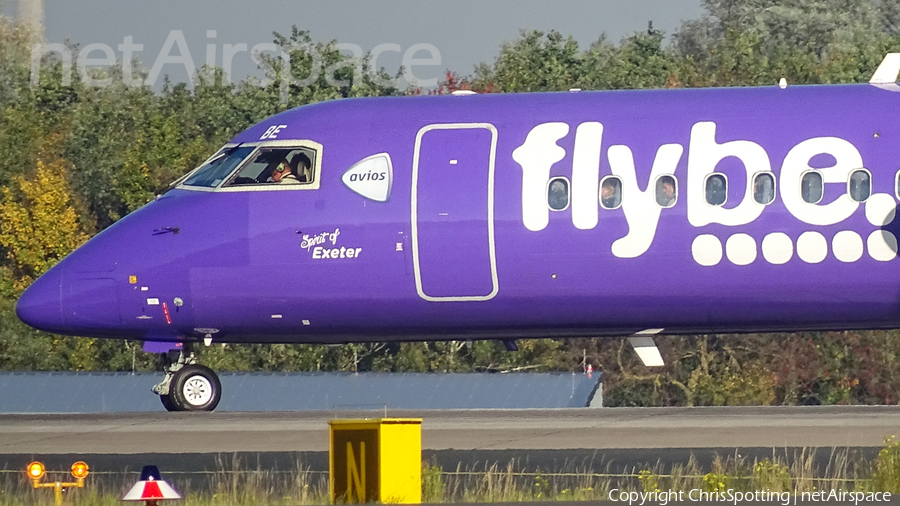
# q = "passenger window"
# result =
<box><xmin>227</xmin><ymin>147</ymin><xmax>316</xmax><ymax>186</ymax></box>
<box><xmin>848</xmin><ymin>170</ymin><xmax>871</xmax><ymax>202</ymax></box>
<box><xmin>753</xmin><ymin>173</ymin><xmax>775</xmax><ymax>205</ymax></box>
<box><xmin>547</xmin><ymin>177</ymin><xmax>569</xmax><ymax>211</ymax></box>
<box><xmin>801</xmin><ymin>171</ymin><xmax>823</xmax><ymax>204</ymax></box>
<box><xmin>600</xmin><ymin>176</ymin><xmax>623</xmax><ymax>209</ymax></box>
<box><xmin>182</xmin><ymin>147</ymin><xmax>255</xmax><ymax>187</ymax></box>
<box><xmin>705</xmin><ymin>173</ymin><xmax>727</xmax><ymax>206</ymax></box>
<box><xmin>655</xmin><ymin>175</ymin><xmax>676</xmax><ymax>208</ymax></box>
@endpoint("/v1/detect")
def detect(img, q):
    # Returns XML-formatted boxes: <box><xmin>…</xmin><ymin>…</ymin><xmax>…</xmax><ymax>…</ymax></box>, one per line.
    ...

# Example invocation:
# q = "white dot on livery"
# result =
<box><xmin>797</xmin><ymin>231</ymin><xmax>827</xmax><ymax>263</ymax></box>
<box><xmin>692</xmin><ymin>234</ymin><xmax>722</xmax><ymax>266</ymax></box>
<box><xmin>832</xmin><ymin>230</ymin><xmax>863</xmax><ymax>263</ymax></box>
<box><xmin>761</xmin><ymin>232</ymin><xmax>793</xmax><ymax>264</ymax></box>
<box><xmin>868</xmin><ymin>231</ymin><xmax>898</xmax><ymax>261</ymax></box>
<box><xmin>865</xmin><ymin>193</ymin><xmax>896</xmax><ymax>226</ymax></box>
<box><xmin>725</xmin><ymin>234</ymin><xmax>756</xmax><ymax>265</ymax></box>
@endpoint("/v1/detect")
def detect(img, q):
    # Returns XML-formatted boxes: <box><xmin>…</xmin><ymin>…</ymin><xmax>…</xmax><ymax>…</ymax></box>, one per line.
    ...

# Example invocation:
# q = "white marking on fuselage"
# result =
<box><xmin>570</xmin><ymin>122</ymin><xmax>603</xmax><ymax>230</ymax></box>
<box><xmin>780</xmin><ymin>137</ymin><xmax>862</xmax><ymax>226</ymax></box>
<box><xmin>761</xmin><ymin>233</ymin><xmax>793</xmax><ymax>265</ymax></box>
<box><xmin>797</xmin><ymin>231</ymin><xmax>828</xmax><ymax>263</ymax></box>
<box><xmin>302</xmin><ymin>228</ymin><xmax>340</xmax><ymax>251</ymax></box>
<box><xmin>866</xmin><ymin>193</ymin><xmax>896</xmax><ymax>226</ymax></box>
<box><xmin>833</xmin><ymin>231</ymin><xmax>864</xmax><ymax>263</ymax></box>
<box><xmin>691</xmin><ymin>235</ymin><xmax>722</xmax><ymax>266</ymax></box>
<box><xmin>725</xmin><ymin>233</ymin><xmax>757</xmax><ymax>265</ymax></box>
<box><xmin>260</xmin><ymin>124</ymin><xmax>287</xmax><ymax>139</ymax></box>
<box><xmin>411</xmin><ymin>123</ymin><xmax>499</xmax><ymax>302</ymax></box>
<box><xmin>512</xmin><ymin>123</ymin><xmax>569</xmax><ymax>232</ymax></box>
<box><xmin>608</xmin><ymin>143</ymin><xmax>683</xmax><ymax>258</ymax></box>
<box><xmin>687</xmin><ymin>122</ymin><xmax>767</xmax><ymax>228</ymax></box>
<box><xmin>312</xmin><ymin>246</ymin><xmax>361</xmax><ymax>259</ymax></box>
<box><xmin>864</xmin><ymin>194</ymin><xmax>900</xmax><ymax>261</ymax></box>
<box><xmin>513</xmin><ymin>120</ymin><xmax>898</xmax><ymax>266</ymax></box>
<box><xmin>868</xmin><ymin>231</ymin><xmax>899</xmax><ymax>261</ymax></box>
<box><xmin>342</xmin><ymin>153</ymin><xmax>393</xmax><ymax>202</ymax></box>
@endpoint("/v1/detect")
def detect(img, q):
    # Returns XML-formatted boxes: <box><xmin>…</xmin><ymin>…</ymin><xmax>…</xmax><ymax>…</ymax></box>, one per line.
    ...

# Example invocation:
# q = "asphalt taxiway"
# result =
<box><xmin>1</xmin><ymin>406</ymin><xmax>897</xmax><ymax>454</ymax></box>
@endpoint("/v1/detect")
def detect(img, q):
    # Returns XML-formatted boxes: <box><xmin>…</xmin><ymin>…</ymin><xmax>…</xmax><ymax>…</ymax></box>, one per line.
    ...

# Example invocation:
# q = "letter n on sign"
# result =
<box><xmin>330</xmin><ymin>423</ymin><xmax>378</xmax><ymax>503</ymax></box>
<box><xmin>329</xmin><ymin>418</ymin><xmax>422</xmax><ymax>504</ymax></box>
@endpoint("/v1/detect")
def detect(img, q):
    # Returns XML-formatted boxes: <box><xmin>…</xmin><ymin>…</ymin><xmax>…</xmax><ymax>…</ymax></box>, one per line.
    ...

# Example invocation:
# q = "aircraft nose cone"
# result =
<box><xmin>15</xmin><ymin>266</ymin><xmax>65</xmax><ymax>332</ymax></box>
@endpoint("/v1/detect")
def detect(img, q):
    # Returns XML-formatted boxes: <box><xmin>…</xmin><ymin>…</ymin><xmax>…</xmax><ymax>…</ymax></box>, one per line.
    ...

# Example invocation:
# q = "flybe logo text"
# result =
<box><xmin>512</xmin><ymin>121</ymin><xmax>898</xmax><ymax>264</ymax></box>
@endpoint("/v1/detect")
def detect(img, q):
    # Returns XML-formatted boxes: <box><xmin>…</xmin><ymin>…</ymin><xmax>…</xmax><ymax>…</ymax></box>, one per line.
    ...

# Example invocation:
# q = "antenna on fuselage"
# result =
<box><xmin>628</xmin><ymin>329</ymin><xmax>665</xmax><ymax>367</ymax></box>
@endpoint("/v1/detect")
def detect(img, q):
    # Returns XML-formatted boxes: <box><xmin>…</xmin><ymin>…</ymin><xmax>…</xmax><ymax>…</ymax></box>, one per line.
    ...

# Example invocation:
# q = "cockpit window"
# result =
<box><xmin>182</xmin><ymin>147</ymin><xmax>254</xmax><ymax>188</ymax></box>
<box><xmin>225</xmin><ymin>147</ymin><xmax>316</xmax><ymax>186</ymax></box>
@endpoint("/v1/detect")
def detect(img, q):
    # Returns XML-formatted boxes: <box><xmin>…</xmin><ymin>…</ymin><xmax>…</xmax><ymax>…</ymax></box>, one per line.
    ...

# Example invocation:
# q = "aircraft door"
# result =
<box><xmin>412</xmin><ymin>123</ymin><xmax>498</xmax><ymax>301</ymax></box>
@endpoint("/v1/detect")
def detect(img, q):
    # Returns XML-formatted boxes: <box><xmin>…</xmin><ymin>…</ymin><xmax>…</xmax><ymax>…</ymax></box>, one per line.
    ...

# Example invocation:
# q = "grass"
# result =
<box><xmin>2</xmin><ymin>439</ymin><xmax>900</xmax><ymax>504</ymax></box>
<box><xmin>0</xmin><ymin>455</ymin><xmax>329</xmax><ymax>506</ymax></box>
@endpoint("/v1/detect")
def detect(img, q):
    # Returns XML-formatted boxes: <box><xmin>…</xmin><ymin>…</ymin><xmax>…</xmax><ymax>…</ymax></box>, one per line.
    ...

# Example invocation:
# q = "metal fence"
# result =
<box><xmin>0</xmin><ymin>371</ymin><xmax>601</xmax><ymax>413</ymax></box>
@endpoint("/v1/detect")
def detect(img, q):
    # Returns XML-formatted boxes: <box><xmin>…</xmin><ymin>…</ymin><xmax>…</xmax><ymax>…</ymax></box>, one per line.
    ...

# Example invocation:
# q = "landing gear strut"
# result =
<box><xmin>152</xmin><ymin>344</ymin><xmax>222</xmax><ymax>412</ymax></box>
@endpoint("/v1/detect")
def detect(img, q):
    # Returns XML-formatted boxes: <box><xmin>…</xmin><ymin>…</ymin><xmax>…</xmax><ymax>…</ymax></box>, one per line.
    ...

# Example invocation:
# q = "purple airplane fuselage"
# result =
<box><xmin>15</xmin><ymin>84</ymin><xmax>900</xmax><ymax>345</ymax></box>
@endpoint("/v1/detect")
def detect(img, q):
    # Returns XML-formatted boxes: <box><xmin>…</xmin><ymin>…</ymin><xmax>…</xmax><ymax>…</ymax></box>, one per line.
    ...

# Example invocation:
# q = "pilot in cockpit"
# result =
<box><xmin>290</xmin><ymin>153</ymin><xmax>311</xmax><ymax>183</ymax></box>
<box><xmin>271</xmin><ymin>155</ymin><xmax>303</xmax><ymax>184</ymax></box>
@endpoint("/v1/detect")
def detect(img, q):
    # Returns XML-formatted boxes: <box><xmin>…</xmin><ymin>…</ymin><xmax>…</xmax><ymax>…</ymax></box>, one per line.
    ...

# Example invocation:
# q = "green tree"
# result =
<box><xmin>473</xmin><ymin>30</ymin><xmax>584</xmax><ymax>92</ymax></box>
<box><xmin>0</xmin><ymin>147</ymin><xmax>89</xmax><ymax>294</ymax></box>
<box><xmin>579</xmin><ymin>24</ymin><xmax>679</xmax><ymax>90</ymax></box>
<box><xmin>673</xmin><ymin>0</ymin><xmax>900</xmax><ymax>86</ymax></box>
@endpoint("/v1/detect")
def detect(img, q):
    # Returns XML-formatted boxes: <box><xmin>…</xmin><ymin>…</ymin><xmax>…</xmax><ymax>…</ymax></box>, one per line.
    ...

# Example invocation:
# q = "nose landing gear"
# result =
<box><xmin>152</xmin><ymin>345</ymin><xmax>222</xmax><ymax>412</ymax></box>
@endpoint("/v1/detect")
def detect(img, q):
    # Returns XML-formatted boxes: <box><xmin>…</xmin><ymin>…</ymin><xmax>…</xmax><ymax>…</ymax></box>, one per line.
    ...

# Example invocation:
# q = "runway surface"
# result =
<box><xmin>1</xmin><ymin>406</ymin><xmax>898</xmax><ymax>454</ymax></box>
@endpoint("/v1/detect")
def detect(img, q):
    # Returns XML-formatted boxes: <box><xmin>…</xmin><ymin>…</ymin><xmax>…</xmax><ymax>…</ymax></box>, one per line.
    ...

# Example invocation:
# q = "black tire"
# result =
<box><xmin>160</xmin><ymin>394</ymin><xmax>179</xmax><ymax>412</ymax></box>
<box><xmin>170</xmin><ymin>364</ymin><xmax>222</xmax><ymax>411</ymax></box>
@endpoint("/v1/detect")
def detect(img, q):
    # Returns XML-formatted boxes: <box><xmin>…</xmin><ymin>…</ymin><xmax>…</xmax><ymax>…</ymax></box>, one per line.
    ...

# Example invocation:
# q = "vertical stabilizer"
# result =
<box><xmin>870</xmin><ymin>53</ymin><xmax>900</xmax><ymax>92</ymax></box>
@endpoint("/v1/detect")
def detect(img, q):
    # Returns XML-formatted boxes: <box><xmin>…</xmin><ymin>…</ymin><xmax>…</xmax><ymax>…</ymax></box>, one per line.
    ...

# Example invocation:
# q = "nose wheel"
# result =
<box><xmin>165</xmin><ymin>364</ymin><xmax>221</xmax><ymax>411</ymax></box>
<box><xmin>153</xmin><ymin>347</ymin><xmax>222</xmax><ymax>412</ymax></box>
